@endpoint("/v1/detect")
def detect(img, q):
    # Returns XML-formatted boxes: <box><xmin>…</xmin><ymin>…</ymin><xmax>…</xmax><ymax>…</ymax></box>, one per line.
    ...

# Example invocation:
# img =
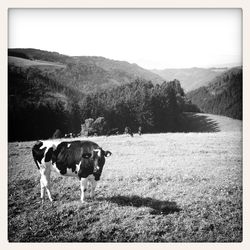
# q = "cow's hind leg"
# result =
<box><xmin>90</xmin><ymin>179</ymin><xmax>97</xmax><ymax>199</ymax></box>
<box><xmin>40</xmin><ymin>174</ymin><xmax>53</xmax><ymax>202</ymax></box>
<box><xmin>40</xmin><ymin>163</ymin><xmax>53</xmax><ymax>203</ymax></box>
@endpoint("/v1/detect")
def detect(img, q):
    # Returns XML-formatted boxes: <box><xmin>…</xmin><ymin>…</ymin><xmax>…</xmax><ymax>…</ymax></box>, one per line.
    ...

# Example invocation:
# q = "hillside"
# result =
<box><xmin>186</xmin><ymin>67</ymin><xmax>242</xmax><ymax>120</ymax></box>
<box><xmin>9</xmin><ymin>48</ymin><xmax>165</xmax><ymax>92</ymax></box>
<box><xmin>9</xmin><ymin>49</ymin><xmax>192</xmax><ymax>141</ymax></box>
<box><xmin>152</xmin><ymin>67</ymin><xmax>228</xmax><ymax>92</ymax></box>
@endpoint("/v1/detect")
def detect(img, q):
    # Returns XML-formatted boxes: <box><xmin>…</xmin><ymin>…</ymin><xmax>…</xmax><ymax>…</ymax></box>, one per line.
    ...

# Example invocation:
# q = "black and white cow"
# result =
<box><xmin>32</xmin><ymin>140</ymin><xmax>112</xmax><ymax>203</ymax></box>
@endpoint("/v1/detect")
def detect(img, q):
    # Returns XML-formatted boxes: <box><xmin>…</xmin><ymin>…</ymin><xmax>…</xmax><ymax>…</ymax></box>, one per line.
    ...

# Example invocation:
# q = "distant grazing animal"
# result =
<box><xmin>106</xmin><ymin>128</ymin><xmax>119</xmax><ymax>136</ymax></box>
<box><xmin>52</xmin><ymin>129</ymin><xmax>62</xmax><ymax>139</ymax></box>
<box><xmin>86</xmin><ymin>130</ymin><xmax>98</xmax><ymax>137</ymax></box>
<box><xmin>72</xmin><ymin>133</ymin><xmax>81</xmax><ymax>138</ymax></box>
<box><xmin>32</xmin><ymin>140</ymin><xmax>112</xmax><ymax>203</ymax></box>
<box><xmin>64</xmin><ymin>133</ymin><xmax>73</xmax><ymax>138</ymax></box>
<box><xmin>124</xmin><ymin>126</ymin><xmax>133</xmax><ymax>137</ymax></box>
<box><xmin>138</xmin><ymin>126</ymin><xmax>142</xmax><ymax>136</ymax></box>
<box><xmin>64</xmin><ymin>132</ymin><xmax>80</xmax><ymax>138</ymax></box>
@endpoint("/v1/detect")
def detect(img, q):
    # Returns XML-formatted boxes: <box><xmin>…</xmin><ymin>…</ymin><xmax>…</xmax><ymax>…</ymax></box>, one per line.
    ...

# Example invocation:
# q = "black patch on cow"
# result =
<box><xmin>45</xmin><ymin>147</ymin><xmax>53</xmax><ymax>162</ymax></box>
<box><xmin>93</xmin><ymin>156</ymin><xmax>105</xmax><ymax>181</ymax></box>
<box><xmin>32</xmin><ymin>141</ymin><xmax>46</xmax><ymax>169</ymax></box>
<box><xmin>77</xmin><ymin>158</ymin><xmax>95</xmax><ymax>179</ymax></box>
<box><xmin>52</xmin><ymin>141</ymin><xmax>99</xmax><ymax>176</ymax></box>
<box><xmin>60</xmin><ymin>169</ymin><xmax>67</xmax><ymax>175</ymax></box>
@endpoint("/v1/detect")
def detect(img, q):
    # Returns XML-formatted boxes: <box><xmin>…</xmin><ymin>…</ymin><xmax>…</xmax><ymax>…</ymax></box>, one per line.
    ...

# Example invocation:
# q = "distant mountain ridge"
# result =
<box><xmin>151</xmin><ymin>67</ymin><xmax>229</xmax><ymax>92</ymax></box>
<box><xmin>8</xmin><ymin>48</ymin><xmax>165</xmax><ymax>92</ymax></box>
<box><xmin>186</xmin><ymin>67</ymin><xmax>242</xmax><ymax>120</ymax></box>
<box><xmin>9</xmin><ymin>48</ymin><xmax>237</xmax><ymax>93</ymax></box>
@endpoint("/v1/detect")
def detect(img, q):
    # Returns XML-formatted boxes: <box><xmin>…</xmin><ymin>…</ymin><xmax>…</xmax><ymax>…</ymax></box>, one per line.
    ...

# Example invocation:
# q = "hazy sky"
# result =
<box><xmin>8</xmin><ymin>9</ymin><xmax>242</xmax><ymax>69</ymax></box>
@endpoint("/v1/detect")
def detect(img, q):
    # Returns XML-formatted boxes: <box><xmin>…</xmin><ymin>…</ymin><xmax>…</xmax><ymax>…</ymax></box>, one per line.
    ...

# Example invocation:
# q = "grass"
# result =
<box><xmin>8</xmin><ymin>115</ymin><xmax>242</xmax><ymax>242</ymax></box>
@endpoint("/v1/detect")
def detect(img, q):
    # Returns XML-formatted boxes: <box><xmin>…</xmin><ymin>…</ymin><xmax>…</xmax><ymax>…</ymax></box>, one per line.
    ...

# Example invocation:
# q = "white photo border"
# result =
<box><xmin>1</xmin><ymin>0</ymin><xmax>249</xmax><ymax>249</ymax></box>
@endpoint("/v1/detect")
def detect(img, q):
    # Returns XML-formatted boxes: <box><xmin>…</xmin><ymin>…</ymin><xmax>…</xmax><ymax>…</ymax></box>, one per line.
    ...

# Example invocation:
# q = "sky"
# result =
<box><xmin>8</xmin><ymin>9</ymin><xmax>242</xmax><ymax>69</ymax></box>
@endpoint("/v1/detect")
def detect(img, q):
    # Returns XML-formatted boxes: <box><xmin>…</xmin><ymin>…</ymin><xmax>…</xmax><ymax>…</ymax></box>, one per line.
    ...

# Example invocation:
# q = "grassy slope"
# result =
<box><xmin>8</xmin><ymin>56</ymin><xmax>66</xmax><ymax>68</ymax></box>
<box><xmin>181</xmin><ymin>113</ymin><xmax>242</xmax><ymax>132</ymax></box>
<box><xmin>8</xmin><ymin>114</ymin><xmax>242</xmax><ymax>242</ymax></box>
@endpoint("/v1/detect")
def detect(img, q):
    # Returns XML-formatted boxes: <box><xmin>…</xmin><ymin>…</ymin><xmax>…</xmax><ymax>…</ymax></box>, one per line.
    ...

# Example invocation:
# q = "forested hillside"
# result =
<box><xmin>9</xmin><ymin>49</ymin><xmax>164</xmax><ymax>92</ymax></box>
<box><xmin>186</xmin><ymin>67</ymin><xmax>242</xmax><ymax>120</ymax></box>
<box><xmin>8</xmin><ymin>49</ymin><xmax>197</xmax><ymax>142</ymax></box>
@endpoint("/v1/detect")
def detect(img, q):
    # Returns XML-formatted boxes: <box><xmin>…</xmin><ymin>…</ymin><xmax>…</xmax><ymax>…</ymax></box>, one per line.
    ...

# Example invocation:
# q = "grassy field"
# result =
<box><xmin>8</xmin><ymin>114</ymin><xmax>242</xmax><ymax>242</ymax></box>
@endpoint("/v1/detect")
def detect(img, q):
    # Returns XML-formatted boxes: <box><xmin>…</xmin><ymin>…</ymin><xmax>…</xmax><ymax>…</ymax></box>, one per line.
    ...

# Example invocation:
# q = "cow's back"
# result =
<box><xmin>52</xmin><ymin>140</ymin><xmax>100</xmax><ymax>176</ymax></box>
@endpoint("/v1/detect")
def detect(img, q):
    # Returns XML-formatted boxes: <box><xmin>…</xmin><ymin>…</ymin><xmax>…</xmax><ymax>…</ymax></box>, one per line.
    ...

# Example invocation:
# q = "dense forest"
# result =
<box><xmin>186</xmin><ymin>67</ymin><xmax>242</xmax><ymax>120</ymax></box>
<box><xmin>79</xmin><ymin>79</ymin><xmax>189</xmax><ymax>134</ymax></box>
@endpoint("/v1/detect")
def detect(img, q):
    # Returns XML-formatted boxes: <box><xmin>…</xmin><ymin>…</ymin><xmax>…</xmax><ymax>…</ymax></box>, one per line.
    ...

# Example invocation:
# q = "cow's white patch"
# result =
<box><xmin>94</xmin><ymin>148</ymin><xmax>101</xmax><ymax>157</ymax></box>
<box><xmin>40</xmin><ymin>140</ymin><xmax>59</xmax><ymax>153</ymax></box>
<box><xmin>75</xmin><ymin>161</ymin><xmax>81</xmax><ymax>172</ymax></box>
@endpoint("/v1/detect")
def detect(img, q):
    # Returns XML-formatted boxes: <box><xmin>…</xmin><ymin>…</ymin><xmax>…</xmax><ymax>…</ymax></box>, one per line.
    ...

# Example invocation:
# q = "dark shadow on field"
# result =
<box><xmin>103</xmin><ymin>195</ymin><xmax>181</xmax><ymax>215</ymax></box>
<box><xmin>178</xmin><ymin>113</ymin><xmax>220</xmax><ymax>132</ymax></box>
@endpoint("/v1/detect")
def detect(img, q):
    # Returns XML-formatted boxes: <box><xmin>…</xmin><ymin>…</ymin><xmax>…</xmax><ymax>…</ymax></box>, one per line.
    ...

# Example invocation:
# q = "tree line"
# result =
<box><xmin>8</xmin><ymin>64</ymin><xmax>199</xmax><ymax>141</ymax></box>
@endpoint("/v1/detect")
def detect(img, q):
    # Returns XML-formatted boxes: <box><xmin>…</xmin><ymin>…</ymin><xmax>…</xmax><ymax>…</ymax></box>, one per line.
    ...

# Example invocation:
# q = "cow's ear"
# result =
<box><xmin>104</xmin><ymin>151</ymin><xmax>112</xmax><ymax>157</ymax></box>
<box><xmin>82</xmin><ymin>153</ymin><xmax>92</xmax><ymax>159</ymax></box>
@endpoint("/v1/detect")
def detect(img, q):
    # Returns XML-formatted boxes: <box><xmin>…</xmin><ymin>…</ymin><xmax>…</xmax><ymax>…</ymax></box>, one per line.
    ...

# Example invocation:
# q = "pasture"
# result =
<box><xmin>8</xmin><ymin>115</ymin><xmax>242</xmax><ymax>242</ymax></box>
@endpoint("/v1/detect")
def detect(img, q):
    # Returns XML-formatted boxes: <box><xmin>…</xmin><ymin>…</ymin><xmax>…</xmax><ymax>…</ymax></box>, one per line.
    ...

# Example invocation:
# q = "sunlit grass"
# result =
<box><xmin>8</xmin><ymin>127</ymin><xmax>242</xmax><ymax>242</ymax></box>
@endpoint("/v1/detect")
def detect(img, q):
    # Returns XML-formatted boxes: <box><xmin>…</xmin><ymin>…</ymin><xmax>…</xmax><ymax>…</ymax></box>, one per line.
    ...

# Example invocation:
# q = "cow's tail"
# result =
<box><xmin>32</xmin><ymin>141</ymin><xmax>43</xmax><ymax>169</ymax></box>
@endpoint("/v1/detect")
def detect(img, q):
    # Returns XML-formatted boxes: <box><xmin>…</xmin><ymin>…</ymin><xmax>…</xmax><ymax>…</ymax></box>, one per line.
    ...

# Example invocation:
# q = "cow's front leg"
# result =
<box><xmin>40</xmin><ymin>178</ymin><xmax>46</xmax><ymax>203</ymax></box>
<box><xmin>80</xmin><ymin>178</ymin><xmax>88</xmax><ymax>203</ymax></box>
<box><xmin>90</xmin><ymin>179</ymin><xmax>97</xmax><ymax>199</ymax></box>
<box><xmin>45</xmin><ymin>182</ymin><xmax>53</xmax><ymax>202</ymax></box>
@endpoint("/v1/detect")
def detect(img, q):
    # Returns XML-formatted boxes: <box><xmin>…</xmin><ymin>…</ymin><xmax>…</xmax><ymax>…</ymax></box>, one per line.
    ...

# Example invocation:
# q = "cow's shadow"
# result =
<box><xmin>99</xmin><ymin>195</ymin><xmax>181</xmax><ymax>215</ymax></box>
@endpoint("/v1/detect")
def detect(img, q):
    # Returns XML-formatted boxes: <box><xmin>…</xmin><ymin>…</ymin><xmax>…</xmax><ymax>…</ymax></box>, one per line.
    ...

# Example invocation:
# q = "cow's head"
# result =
<box><xmin>92</xmin><ymin>148</ymin><xmax>112</xmax><ymax>172</ymax></box>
